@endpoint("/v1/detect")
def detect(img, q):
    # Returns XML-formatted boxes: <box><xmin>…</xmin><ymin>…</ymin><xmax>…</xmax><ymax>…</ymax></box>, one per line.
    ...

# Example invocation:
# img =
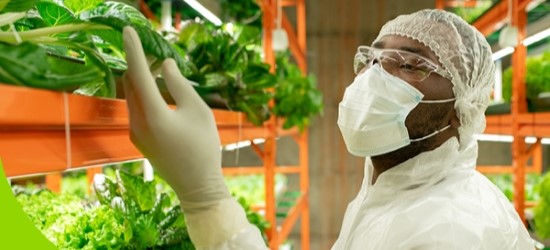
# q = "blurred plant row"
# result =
<box><xmin>0</xmin><ymin>0</ymin><xmax>323</xmax><ymax>130</ymax></box>
<box><xmin>12</xmin><ymin>161</ymin><xmax>281</xmax><ymax>249</ymax></box>
<box><xmin>485</xmin><ymin>172</ymin><xmax>550</xmax><ymax>239</ymax></box>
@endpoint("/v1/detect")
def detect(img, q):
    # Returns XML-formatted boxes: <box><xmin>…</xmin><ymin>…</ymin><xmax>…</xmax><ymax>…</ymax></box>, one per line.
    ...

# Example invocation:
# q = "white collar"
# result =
<box><xmin>364</xmin><ymin>137</ymin><xmax>477</xmax><ymax>197</ymax></box>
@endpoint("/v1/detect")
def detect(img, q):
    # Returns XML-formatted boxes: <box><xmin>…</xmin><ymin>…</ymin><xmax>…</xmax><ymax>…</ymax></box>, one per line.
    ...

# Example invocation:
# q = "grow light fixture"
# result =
<box><xmin>183</xmin><ymin>0</ymin><xmax>222</xmax><ymax>26</ymax></box>
<box><xmin>223</xmin><ymin>138</ymin><xmax>267</xmax><ymax>151</ymax></box>
<box><xmin>492</xmin><ymin>27</ymin><xmax>550</xmax><ymax>61</ymax></box>
<box><xmin>475</xmin><ymin>134</ymin><xmax>550</xmax><ymax>144</ymax></box>
<box><xmin>491</xmin><ymin>46</ymin><xmax>515</xmax><ymax>61</ymax></box>
<box><xmin>523</xmin><ymin>27</ymin><xmax>550</xmax><ymax>45</ymax></box>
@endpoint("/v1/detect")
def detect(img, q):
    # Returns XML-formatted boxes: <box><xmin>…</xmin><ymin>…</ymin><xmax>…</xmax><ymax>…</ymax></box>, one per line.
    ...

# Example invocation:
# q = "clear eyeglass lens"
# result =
<box><xmin>354</xmin><ymin>47</ymin><xmax>441</xmax><ymax>82</ymax></box>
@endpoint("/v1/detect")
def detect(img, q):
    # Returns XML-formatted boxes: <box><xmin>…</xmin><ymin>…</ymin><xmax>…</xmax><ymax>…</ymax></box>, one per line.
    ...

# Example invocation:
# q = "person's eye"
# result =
<box><xmin>399</xmin><ymin>63</ymin><xmax>420</xmax><ymax>73</ymax></box>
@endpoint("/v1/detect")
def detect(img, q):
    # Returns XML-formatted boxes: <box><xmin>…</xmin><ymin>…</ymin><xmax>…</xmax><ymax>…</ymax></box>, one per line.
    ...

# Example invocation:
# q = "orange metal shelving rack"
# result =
<box><xmin>436</xmin><ymin>0</ymin><xmax>542</xmax><ymax>222</ymax></box>
<box><xmin>1</xmin><ymin>0</ymin><xmax>310</xmax><ymax>249</ymax></box>
<box><xmin>256</xmin><ymin>0</ymin><xmax>310</xmax><ymax>248</ymax></box>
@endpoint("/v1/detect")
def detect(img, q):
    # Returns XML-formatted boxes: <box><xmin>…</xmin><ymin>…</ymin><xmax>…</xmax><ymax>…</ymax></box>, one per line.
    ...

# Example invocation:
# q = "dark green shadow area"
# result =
<box><xmin>0</xmin><ymin>158</ymin><xmax>58</xmax><ymax>249</ymax></box>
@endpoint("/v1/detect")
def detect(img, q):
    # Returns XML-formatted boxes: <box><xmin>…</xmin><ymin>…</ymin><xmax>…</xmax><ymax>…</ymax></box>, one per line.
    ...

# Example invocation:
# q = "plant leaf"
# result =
<box><xmin>36</xmin><ymin>2</ymin><xmax>76</xmax><ymax>27</ymax></box>
<box><xmin>81</xmin><ymin>1</ymin><xmax>192</xmax><ymax>75</ymax></box>
<box><xmin>116</xmin><ymin>170</ymin><xmax>156</xmax><ymax>212</ymax></box>
<box><xmin>179</xmin><ymin>22</ymin><xmax>212</xmax><ymax>51</ymax></box>
<box><xmin>88</xmin><ymin>16</ymin><xmax>193</xmax><ymax>76</ymax></box>
<box><xmin>232</xmin><ymin>24</ymin><xmax>261</xmax><ymax>46</ymax></box>
<box><xmin>242</xmin><ymin>63</ymin><xmax>276</xmax><ymax>89</ymax></box>
<box><xmin>92</xmin><ymin>174</ymin><xmax>119</xmax><ymax>206</ymax></box>
<box><xmin>64</xmin><ymin>0</ymin><xmax>103</xmax><ymax>15</ymax></box>
<box><xmin>13</xmin><ymin>13</ymin><xmax>47</xmax><ymax>30</ymax></box>
<box><xmin>1</xmin><ymin>0</ymin><xmax>37</xmax><ymax>12</ymax></box>
<box><xmin>53</xmin><ymin>35</ymin><xmax>116</xmax><ymax>97</ymax></box>
<box><xmin>0</xmin><ymin>42</ymin><xmax>104</xmax><ymax>90</ymax></box>
<box><xmin>85</xmin><ymin>1</ymin><xmax>151</xmax><ymax>29</ymax></box>
<box><xmin>88</xmin><ymin>29</ymin><xmax>123</xmax><ymax>51</ymax></box>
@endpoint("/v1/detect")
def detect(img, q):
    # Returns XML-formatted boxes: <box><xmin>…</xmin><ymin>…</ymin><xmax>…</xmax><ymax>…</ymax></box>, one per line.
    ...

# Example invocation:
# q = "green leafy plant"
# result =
<box><xmin>0</xmin><ymin>0</ymin><xmax>189</xmax><ymax>97</ymax></box>
<box><xmin>60</xmin><ymin>171</ymin><xmax>89</xmax><ymax>199</ymax></box>
<box><xmin>219</xmin><ymin>0</ymin><xmax>262</xmax><ymax>28</ymax></box>
<box><xmin>15</xmin><ymin>167</ymin><xmax>270</xmax><ymax>249</ymax></box>
<box><xmin>15</xmin><ymin>189</ymin><xmax>127</xmax><ymax>249</ymax></box>
<box><xmin>534</xmin><ymin>171</ymin><xmax>550</xmax><ymax>239</ymax></box>
<box><xmin>175</xmin><ymin>21</ymin><xmax>276</xmax><ymax>125</ymax></box>
<box><xmin>274</xmin><ymin>52</ymin><xmax>324</xmax><ymax>130</ymax></box>
<box><xmin>2</xmin><ymin>0</ymin><xmax>324</xmax><ymax>130</ymax></box>
<box><xmin>448</xmin><ymin>1</ymin><xmax>493</xmax><ymax>24</ymax></box>
<box><xmin>225</xmin><ymin>173</ymin><xmax>288</xmax><ymax>206</ymax></box>
<box><xmin>502</xmin><ymin>51</ymin><xmax>550</xmax><ymax>109</ymax></box>
<box><xmin>485</xmin><ymin>173</ymin><xmax>541</xmax><ymax>201</ymax></box>
<box><xmin>93</xmin><ymin>170</ymin><xmax>193</xmax><ymax>249</ymax></box>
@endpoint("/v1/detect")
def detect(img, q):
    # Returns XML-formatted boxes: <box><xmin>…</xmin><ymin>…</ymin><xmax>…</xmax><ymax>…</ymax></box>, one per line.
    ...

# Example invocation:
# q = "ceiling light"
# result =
<box><xmin>492</xmin><ymin>27</ymin><xmax>550</xmax><ymax>61</ymax></box>
<box><xmin>475</xmin><ymin>134</ymin><xmax>550</xmax><ymax>144</ymax></box>
<box><xmin>183</xmin><ymin>0</ymin><xmax>222</xmax><ymax>26</ymax></box>
<box><xmin>523</xmin><ymin>27</ymin><xmax>550</xmax><ymax>46</ymax></box>
<box><xmin>492</xmin><ymin>46</ymin><xmax>514</xmax><ymax>61</ymax></box>
<box><xmin>223</xmin><ymin>138</ymin><xmax>266</xmax><ymax>151</ymax></box>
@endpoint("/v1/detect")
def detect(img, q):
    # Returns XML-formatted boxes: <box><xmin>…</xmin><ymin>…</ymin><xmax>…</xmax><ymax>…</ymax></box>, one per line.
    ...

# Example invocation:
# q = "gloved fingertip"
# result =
<box><xmin>123</xmin><ymin>26</ymin><xmax>138</xmax><ymax>52</ymax></box>
<box><xmin>162</xmin><ymin>58</ymin><xmax>177</xmax><ymax>70</ymax></box>
<box><xmin>123</xmin><ymin>26</ymin><xmax>136</xmax><ymax>38</ymax></box>
<box><xmin>162</xmin><ymin>59</ymin><xmax>185</xmax><ymax>81</ymax></box>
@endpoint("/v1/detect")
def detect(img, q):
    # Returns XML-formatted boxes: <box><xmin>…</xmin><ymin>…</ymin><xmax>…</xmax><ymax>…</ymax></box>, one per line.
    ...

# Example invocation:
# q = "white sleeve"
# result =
<box><xmin>184</xmin><ymin>197</ymin><xmax>269</xmax><ymax>250</ymax></box>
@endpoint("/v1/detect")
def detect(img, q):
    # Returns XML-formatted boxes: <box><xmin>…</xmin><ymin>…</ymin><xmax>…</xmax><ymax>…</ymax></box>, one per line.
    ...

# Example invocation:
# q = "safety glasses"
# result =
<box><xmin>354</xmin><ymin>46</ymin><xmax>451</xmax><ymax>82</ymax></box>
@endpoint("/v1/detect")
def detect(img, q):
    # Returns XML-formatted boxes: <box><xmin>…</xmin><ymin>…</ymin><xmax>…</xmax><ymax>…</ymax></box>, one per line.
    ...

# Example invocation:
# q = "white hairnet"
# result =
<box><xmin>373</xmin><ymin>9</ymin><xmax>495</xmax><ymax>148</ymax></box>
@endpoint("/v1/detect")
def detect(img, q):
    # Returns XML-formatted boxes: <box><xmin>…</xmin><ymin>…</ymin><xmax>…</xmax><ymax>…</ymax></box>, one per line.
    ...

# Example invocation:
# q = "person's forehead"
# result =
<box><xmin>371</xmin><ymin>35</ymin><xmax>440</xmax><ymax>66</ymax></box>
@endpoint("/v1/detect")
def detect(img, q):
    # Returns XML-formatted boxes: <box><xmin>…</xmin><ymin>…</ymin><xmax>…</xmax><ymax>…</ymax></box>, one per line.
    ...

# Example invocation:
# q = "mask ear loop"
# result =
<box><xmin>410</xmin><ymin>124</ymin><xmax>451</xmax><ymax>142</ymax></box>
<box><xmin>63</xmin><ymin>92</ymin><xmax>72</xmax><ymax>170</ymax></box>
<box><xmin>419</xmin><ymin>98</ymin><xmax>456</xmax><ymax>104</ymax></box>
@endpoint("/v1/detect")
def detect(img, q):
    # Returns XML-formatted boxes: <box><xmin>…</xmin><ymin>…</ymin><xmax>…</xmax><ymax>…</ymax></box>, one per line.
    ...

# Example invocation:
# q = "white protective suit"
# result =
<box><xmin>331</xmin><ymin>137</ymin><xmax>534</xmax><ymax>249</ymax></box>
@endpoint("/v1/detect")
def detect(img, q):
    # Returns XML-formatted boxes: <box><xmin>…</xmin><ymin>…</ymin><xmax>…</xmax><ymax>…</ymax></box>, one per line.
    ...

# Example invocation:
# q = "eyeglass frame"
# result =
<box><xmin>354</xmin><ymin>45</ymin><xmax>451</xmax><ymax>82</ymax></box>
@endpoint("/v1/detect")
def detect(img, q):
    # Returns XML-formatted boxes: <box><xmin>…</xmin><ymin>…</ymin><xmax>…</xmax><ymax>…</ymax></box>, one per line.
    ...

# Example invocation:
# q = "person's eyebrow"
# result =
<box><xmin>398</xmin><ymin>46</ymin><xmax>430</xmax><ymax>58</ymax></box>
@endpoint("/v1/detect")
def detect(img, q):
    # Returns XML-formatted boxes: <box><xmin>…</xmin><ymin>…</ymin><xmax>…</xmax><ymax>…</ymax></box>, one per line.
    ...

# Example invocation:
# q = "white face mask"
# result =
<box><xmin>337</xmin><ymin>64</ymin><xmax>455</xmax><ymax>157</ymax></box>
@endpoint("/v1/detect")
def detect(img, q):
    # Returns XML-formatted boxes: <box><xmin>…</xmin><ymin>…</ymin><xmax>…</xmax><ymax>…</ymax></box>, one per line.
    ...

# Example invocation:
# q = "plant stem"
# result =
<box><xmin>0</xmin><ymin>23</ymin><xmax>111</xmax><ymax>44</ymax></box>
<box><xmin>0</xmin><ymin>12</ymin><xmax>26</xmax><ymax>26</ymax></box>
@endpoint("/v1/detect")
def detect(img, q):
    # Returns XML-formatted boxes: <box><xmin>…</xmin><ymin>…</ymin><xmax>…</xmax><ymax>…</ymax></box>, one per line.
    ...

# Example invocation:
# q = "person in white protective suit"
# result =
<box><xmin>121</xmin><ymin>8</ymin><xmax>535</xmax><ymax>250</ymax></box>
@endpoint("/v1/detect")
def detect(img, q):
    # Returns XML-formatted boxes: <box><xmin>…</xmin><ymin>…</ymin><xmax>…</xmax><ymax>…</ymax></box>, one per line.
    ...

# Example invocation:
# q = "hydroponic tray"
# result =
<box><xmin>0</xmin><ymin>84</ymin><xmax>297</xmax><ymax>177</ymax></box>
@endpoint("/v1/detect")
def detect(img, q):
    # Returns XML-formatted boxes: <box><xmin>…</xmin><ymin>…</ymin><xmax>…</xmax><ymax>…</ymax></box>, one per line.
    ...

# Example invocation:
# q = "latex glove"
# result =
<box><xmin>122</xmin><ymin>26</ymin><xmax>230</xmax><ymax>211</ymax></box>
<box><xmin>123</xmin><ymin>27</ymin><xmax>268</xmax><ymax>249</ymax></box>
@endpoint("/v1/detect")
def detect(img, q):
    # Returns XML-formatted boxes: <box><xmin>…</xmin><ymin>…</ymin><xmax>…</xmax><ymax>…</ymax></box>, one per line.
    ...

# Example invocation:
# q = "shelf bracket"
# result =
<box><xmin>250</xmin><ymin>140</ymin><xmax>265</xmax><ymax>159</ymax></box>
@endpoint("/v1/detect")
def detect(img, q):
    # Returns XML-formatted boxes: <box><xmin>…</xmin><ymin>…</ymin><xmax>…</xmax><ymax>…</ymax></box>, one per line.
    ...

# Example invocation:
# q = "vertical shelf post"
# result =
<box><xmin>297</xmin><ymin>0</ymin><xmax>307</xmax><ymax>66</ymax></box>
<box><xmin>260</xmin><ymin>0</ymin><xmax>309</xmax><ymax>248</ymax></box>
<box><xmin>261</xmin><ymin>0</ymin><xmax>279</xmax><ymax>247</ymax></box>
<box><xmin>45</xmin><ymin>173</ymin><xmax>62</xmax><ymax>193</ymax></box>
<box><xmin>435</xmin><ymin>0</ymin><xmax>445</xmax><ymax>10</ymax></box>
<box><xmin>299</xmin><ymin>131</ymin><xmax>310</xmax><ymax>250</ymax></box>
<box><xmin>511</xmin><ymin>0</ymin><xmax>528</xmax><ymax>223</ymax></box>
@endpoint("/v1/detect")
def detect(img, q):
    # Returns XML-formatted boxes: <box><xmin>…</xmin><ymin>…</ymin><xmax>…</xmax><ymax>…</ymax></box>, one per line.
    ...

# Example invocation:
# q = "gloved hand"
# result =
<box><xmin>122</xmin><ymin>27</ymin><xmax>268</xmax><ymax>248</ymax></box>
<box><xmin>122</xmin><ymin>26</ymin><xmax>230</xmax><ymax>212</ymax></box>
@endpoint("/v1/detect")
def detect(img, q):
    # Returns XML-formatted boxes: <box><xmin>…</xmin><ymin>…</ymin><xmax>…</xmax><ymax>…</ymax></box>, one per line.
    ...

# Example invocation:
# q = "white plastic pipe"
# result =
<box><xmin>161</xmin><ymin>0</ymin><xmax>172</xmax><ymax>31</ymax></box>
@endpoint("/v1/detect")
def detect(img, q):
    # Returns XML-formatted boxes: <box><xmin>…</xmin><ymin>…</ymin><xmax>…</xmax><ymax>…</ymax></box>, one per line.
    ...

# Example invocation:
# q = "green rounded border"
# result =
<box><xmin>0</xmin><ymin>159</ymin><xmax>58</xmax><ymax>249</ymax></box>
